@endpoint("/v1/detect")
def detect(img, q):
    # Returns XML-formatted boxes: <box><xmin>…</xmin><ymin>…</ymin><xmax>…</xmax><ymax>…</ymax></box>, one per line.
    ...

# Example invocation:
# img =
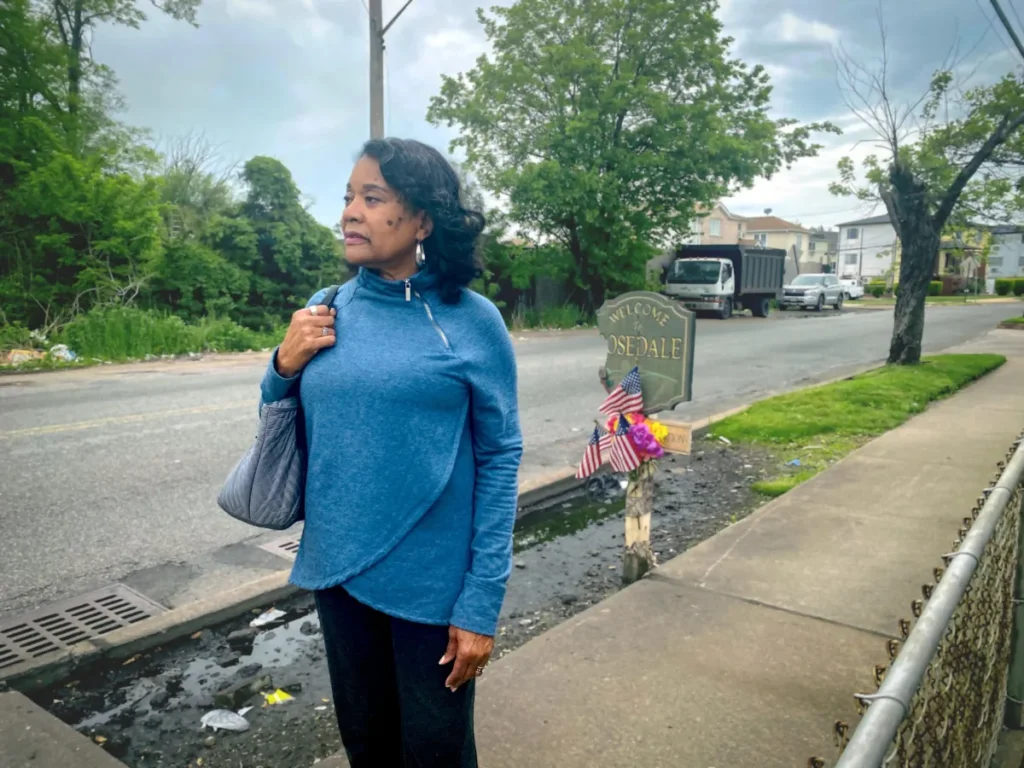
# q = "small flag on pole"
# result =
<box><xmin>599</xmin><ymin>366</ymin><xmax>644</xmax><ymax>416</ymax></box>
<box><xmin>576</xmin><ymin>425</ymin><xmax>605</xmax><ymax>479</ymax></box>
<box><xmin>610</xmin><ymin>414</ymin><xmax>642</xmax><ymax>473</ymax></box>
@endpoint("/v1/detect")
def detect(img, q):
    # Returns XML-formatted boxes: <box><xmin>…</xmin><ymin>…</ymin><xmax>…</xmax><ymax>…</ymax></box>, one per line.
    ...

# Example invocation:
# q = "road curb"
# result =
<box><xmin>0</xmin><ymin>362</ymin><xmax>887</xmax><ymax>693</ymax></box>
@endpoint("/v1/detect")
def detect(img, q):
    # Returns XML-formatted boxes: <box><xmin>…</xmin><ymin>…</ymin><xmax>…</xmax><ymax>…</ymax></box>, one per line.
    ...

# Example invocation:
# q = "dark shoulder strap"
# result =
<box><xmin>321</xmin><ymin>284</ymin><xmax>341</xmax><ymax>308</ymax></box>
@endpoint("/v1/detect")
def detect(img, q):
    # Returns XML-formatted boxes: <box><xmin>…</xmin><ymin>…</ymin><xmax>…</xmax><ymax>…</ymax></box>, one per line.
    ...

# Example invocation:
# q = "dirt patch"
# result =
<box><xmin>30</xmin><ymin>439</ymin><xmax>778</xmax><ymax>768</ymax></box>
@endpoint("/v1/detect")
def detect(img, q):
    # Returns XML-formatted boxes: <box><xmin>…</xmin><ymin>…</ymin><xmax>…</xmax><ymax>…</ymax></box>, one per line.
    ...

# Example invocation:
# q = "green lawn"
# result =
<box><xmin>1001</xmin><ymin>315</ymin><xmax>1024</xmax><ymax>325</ymax></box>
<box><xmin>850</xmin><ymin>296</ymin><xmax>1019</xmax><ymax>306</ymax></box>
<box><xmin>712</xmin><ymin>354</ymin><xmax>1006</xmax><ymax>497</ymax></box>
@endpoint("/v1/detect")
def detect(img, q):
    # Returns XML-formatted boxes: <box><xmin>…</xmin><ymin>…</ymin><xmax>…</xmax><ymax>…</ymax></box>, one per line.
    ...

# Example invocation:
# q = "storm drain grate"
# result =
<box><xmin>0</xmin><ymin>585</ymin><xmax>166</xmax><ymax>671</ymax></box>
<box><xmin>259</xmin><ymin>535</ymin><xmax>301</xmax><ymax>561</ymax></box>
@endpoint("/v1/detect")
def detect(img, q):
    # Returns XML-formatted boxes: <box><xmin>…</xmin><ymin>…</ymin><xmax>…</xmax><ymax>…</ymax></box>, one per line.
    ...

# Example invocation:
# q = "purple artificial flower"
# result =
<box><xmin>629</xmin><ymin>423</ymin><xmax>664</xmax><ymax>459</ymax></box>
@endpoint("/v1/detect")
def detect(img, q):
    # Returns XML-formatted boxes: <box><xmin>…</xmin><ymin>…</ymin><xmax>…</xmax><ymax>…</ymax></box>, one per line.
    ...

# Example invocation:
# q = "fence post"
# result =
<box><xmin>1006</xmin><ymin>489</ymin><xmax>1024</xmax><ymax>728</ymax></box>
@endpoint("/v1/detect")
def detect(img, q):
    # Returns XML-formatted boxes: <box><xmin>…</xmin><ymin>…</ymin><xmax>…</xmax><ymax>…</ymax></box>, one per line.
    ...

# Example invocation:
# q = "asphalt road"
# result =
<box><xmin>1</xmin><ymin>304</ymin><xmax>1021</xmax><ymax>618</ymax></box>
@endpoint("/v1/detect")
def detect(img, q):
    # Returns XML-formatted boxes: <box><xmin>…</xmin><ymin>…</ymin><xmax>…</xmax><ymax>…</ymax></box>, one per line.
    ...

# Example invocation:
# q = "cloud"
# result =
<box><xmin>224</xmin><ymin>0</ymin><xmax>276</xmax><ymax>20</ymax></box>
<box><xmin>768</xmin><ymin>11</ymin><xmax>839</xmax><ymax>45</ymax></box>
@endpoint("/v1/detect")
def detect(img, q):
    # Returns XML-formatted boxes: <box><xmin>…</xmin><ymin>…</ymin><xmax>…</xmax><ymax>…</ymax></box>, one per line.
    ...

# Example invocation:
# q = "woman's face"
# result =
<box><xmin>341</xmin><ymin>155</ymin><xmax>430</xmax><ymax>276</ymax></box>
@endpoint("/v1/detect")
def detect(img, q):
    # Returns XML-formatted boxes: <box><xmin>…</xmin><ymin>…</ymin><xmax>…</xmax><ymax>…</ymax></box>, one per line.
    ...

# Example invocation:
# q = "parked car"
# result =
<box><xmin>839</xmin><ymin>277</ymin><xmax>865</xmax><ymax>300</ymax></box>
<box><xmin>779</xmin><ymin>273</ymin><xmax>845</xmax><ymax>311</ymax></box>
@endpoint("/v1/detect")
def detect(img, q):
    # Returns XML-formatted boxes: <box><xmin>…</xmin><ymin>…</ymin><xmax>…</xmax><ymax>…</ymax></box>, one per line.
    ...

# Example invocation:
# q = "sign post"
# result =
<box><xmin>596</xmin><ymin>291</ymin><xmax>695</xmax><ymax>583</ymax></box>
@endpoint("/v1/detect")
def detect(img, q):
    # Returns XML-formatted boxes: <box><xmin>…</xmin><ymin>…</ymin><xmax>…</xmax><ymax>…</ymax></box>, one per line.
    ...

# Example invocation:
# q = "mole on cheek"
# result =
<box><xmin>387</xmin><ymin>220</ymin><xmax>395</xmax><ymax>227</ymax></box>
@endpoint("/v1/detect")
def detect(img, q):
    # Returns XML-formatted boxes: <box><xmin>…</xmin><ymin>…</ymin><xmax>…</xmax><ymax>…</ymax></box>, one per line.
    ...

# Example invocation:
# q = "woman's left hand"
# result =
<box><xmin>439</xmin><ymin>625</ymin><xmax>494</xmax><ymax>691</ymax></box>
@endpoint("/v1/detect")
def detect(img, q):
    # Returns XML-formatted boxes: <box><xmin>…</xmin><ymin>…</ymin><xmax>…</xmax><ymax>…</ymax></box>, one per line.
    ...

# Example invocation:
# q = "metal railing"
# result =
<box><xmin>825</xmin><ymin>433</ymin><xmax>1024</xmax><ymax>768</ymax></box>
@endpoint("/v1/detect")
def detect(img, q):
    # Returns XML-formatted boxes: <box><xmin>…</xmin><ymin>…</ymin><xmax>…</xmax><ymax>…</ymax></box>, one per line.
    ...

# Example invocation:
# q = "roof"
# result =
<box><xmin>836</xmin><ymin>213</ymin><xmax>891</xmax><ymax>227</ymax></box>
<box><xmin>990</xmin><ymin>225</ymin><xmax>1024</xmax><ymax>235</ymax></box>
<box><xmin>744</xmin><ymin>215</ymin><xmax>811</xmax><ymax>233</ymax></box>
<box><xmin>697</xmin><ymin>201</ymin><xmax>746</xmax><ymax>221</ymax></box>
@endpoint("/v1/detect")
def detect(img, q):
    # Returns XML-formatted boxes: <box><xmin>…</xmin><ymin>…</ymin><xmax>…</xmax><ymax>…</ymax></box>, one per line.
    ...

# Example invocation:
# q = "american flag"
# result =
<box><xmin>576</xmin><ymin>426</ymin><xmax>605</xmax><ymax>479</ymax></box>
<box><xmin>610</xmin><ymin>413</ymin><xmax>642</xmax><ymax>473</ymax></box>
<box><xmin>599</xmin><ymin>366</ymin><xmax>644</xmax><ymax>416</ymax></box>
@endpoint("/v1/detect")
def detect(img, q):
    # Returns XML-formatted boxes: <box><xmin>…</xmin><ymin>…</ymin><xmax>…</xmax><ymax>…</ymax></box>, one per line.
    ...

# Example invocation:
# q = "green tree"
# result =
<box><xmin>830</xmin><ymin>40</ymin><xmax>1024</xmax><ymax>363</ymax></box>
<box><xmin>427</xmin><ymin>0</ymin><xmax>837</xmax><ymax>312</ymax></box>
<box><xmin>38</xmin><ymin>0</ymin><xmax>199</xmax><ymax>139</ymax></box>
<box><xmin>237</xmin><ymin>156</ymin><xmax>342</xmax><ymax>329</ymax></box>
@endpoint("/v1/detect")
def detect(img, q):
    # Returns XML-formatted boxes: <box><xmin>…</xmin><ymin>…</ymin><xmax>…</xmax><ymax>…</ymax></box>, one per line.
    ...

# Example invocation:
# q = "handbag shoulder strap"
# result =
<box><xmin>322</xmin><ymin>284</ymin><xmax>341</xmax><ymax>308</ymax></box>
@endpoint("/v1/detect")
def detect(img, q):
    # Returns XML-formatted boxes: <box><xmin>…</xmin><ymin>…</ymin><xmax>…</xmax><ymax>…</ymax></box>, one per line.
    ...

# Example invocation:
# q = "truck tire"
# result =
<box><xmin>835</xmin><ymin>292</ymin><xmax>844</xmax><ymax>311</ymax></box>
<box><xmin>752</xmin><ymin>297</ymin><xmax>771</xmax><ymax>318</ymax></box>
<box><xmin>719</xmin><ymin>298</ymin><xmax>733</xmax><ymax>320</ymax></box>
<box><xmin>815</xmin><ymin>294</ymin><xmax>825</xmax><ymax>312</ymax></box>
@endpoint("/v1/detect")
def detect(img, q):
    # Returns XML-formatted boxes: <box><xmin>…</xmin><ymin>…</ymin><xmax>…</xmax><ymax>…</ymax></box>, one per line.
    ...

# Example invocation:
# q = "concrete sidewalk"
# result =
<box><xmin>0</xmin><ymin>691</ymin><xmax>127</xmax><ymax>767</ymax></box>
<box><xmin>317</xmin><ymin>331</ymin><xmax>1024</xmax><ymax>768</ymax></box>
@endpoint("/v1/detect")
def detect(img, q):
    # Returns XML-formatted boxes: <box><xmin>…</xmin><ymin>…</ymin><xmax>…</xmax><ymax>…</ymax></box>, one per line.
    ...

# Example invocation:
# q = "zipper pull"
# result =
<box><xmin>405</xmin><ymin>279</ymin><xmax>411</xmax><ymax>302</ymax></box>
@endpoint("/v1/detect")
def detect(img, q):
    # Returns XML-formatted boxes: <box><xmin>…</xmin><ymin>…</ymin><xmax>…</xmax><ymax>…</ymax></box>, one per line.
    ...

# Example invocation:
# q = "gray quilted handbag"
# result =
<box><xmin>217</xmin><ymin>285</ymin><xmax>339</xmax><ymax>530</ymax></box>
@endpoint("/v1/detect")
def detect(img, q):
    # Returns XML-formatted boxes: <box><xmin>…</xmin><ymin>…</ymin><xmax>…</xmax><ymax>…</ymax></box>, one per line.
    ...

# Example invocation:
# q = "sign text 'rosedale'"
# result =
<box><xmin>596</xmin><ymin>292</ymin><xmax>696</xmax><ymax>414</ymax></box>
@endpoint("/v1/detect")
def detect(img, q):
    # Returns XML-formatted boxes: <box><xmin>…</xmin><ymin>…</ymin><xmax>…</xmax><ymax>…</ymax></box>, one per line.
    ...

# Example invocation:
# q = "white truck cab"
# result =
<box><xmin>664</xmin><ymin>258</ymin><xmax>736</xmax><ymax>311</ymax></box>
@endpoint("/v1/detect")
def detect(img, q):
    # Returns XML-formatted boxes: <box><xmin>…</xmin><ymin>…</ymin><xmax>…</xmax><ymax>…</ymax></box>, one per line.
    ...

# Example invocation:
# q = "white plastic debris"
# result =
<box><xmin>237</xmin><ymin>706</ymin><xmax>253</xmax><ymax>717</ymax></box>
<box><xmin>201</xmin><ymin>709</ymin><xmax>250</xmax><ymax>733</ymax></box>
<box><xmin>718</xmin><ymin>436</ymin><xmax>732</xmax><ymax>445</ymax></box>
<box><xmin>48</xmin><ymin>344</ymin><xmax>77</xmax><ymax>362</ymax></box>
<box><xmin>250</xmin><ymin>608</ymin><xmax>286</xmax><ymax>628</ymax></box>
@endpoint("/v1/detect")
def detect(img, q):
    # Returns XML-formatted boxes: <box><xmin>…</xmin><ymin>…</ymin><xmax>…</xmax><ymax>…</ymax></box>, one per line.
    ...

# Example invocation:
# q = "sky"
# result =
<box><xmin>93</xmin><ymin>0</ymin><xmax>1022</xmax><ymax>231</ymax></box>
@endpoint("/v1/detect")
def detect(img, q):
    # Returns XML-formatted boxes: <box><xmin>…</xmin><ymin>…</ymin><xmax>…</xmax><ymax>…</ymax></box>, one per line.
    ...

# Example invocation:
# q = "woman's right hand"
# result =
<box><xmin>274</xmin><ymin>304</ymin><xmax>337</xmax><ymax>378</ymax></box>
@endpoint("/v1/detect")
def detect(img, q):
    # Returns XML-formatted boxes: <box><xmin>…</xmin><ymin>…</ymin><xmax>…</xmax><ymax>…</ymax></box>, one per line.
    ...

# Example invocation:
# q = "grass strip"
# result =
<box><xmin>712</xmin><ymin>354</ymin><xmax>1006</xmax><ymax>497</ymax></box>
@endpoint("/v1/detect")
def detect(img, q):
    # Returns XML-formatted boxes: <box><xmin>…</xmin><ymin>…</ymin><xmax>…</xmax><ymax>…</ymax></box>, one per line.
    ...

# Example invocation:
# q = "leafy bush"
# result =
<box><xmin>57</xmin><ymin>307</ymin><xmax>279</xmax><ymax>360</ymax></box>
<box><xmin>928</xmin><ymin>281</ymin><xmax>942</xmax><ymax>296</ymax></box>
<box><xmin>1015</xmin><ymin>279</ymin><xmax>1024</xmax><ymax>297</ymax></box>
<box><xmin>996</xmin><ymin>279</ymin><xmax>1013</xmax><ymax>296</ymax></box>
<box><xmin>870</xmin><ymin>284</ymin><xmax>885</xmax><ymax>298</ymax></box>
<box><xmin>0</xmin><ymin>323</ymin><xmax>36</xmax><ymax>352</ymax></box>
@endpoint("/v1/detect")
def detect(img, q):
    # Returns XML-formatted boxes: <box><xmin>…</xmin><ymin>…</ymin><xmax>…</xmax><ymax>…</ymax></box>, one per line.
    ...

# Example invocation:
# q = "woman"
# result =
<box><xmin>259</xmin><ymin>138</ymin><xmax>522</xmax><ymax>767</ymax></box>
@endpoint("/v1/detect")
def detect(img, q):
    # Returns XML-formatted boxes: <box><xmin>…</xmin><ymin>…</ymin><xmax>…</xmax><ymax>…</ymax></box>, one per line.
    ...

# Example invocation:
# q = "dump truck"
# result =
<box><xmin>663</xmin><ymin>244</ymin><xmax>787</xmax><ymax>319</ymax></box>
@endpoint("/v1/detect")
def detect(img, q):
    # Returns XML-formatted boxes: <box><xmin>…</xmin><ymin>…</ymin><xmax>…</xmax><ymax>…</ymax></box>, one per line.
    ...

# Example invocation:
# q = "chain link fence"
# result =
<box><xmin>817</xmin><ymin>435</ymin><xmax>1024</xmax><ymax>768</ymax></box>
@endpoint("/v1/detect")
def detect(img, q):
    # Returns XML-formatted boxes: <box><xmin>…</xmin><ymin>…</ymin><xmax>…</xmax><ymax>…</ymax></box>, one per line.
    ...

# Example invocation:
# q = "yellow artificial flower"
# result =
<box><xmin>648</xmin><ymin>420</ymin><xmax>669</xmax><ymax>443</ymax></box>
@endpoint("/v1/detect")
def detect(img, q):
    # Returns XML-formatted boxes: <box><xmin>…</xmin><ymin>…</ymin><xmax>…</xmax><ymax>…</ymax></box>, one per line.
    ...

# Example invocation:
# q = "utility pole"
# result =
<box><xmin>368</xmin><ymin>0</ymin><xmax>384</xmax><ymax>139</ymax></box>
<box><xmin>369</xmin><ymin>0</ymin><xmax>415</xmax><ymax>139</ymax></box>
<box><xmin>990</xmin><ymin>0</ymin><xmax>1024</xmax><ymax>61</ymax></box>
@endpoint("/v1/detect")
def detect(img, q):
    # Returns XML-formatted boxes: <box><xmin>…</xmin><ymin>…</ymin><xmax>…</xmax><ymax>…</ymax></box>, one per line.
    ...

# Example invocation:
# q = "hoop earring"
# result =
<box><xmin>415</xmin><ymin>240</ymin><xmax>426</xmax><ymax>267</ymax></box>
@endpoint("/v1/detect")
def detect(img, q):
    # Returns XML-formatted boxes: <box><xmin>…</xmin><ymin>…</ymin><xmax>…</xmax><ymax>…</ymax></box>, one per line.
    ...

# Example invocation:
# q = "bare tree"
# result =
<box><xmin>829</xmin><ymin>16</ymin><xmax>1024</xmax><ymax>363</ymax></box>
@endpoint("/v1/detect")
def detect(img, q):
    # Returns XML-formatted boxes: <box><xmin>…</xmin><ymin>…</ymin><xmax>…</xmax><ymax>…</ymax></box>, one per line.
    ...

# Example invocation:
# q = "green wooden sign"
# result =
<box><xmin>596</xmin><ymin>291</ymin><xmax>696</xmax><ymax>413</ymax></box>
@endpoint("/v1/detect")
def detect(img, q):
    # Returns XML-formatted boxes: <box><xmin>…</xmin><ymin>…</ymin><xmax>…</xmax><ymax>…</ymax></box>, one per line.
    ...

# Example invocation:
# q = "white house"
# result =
<box><xmin>834</xmin><ymin>213</ymin><xmax>899</xmax><ymax>281</ymax></box>
<box><xmin>986</xmin><ymin>225</ymin><xmax>1024</xmax><ymax>292</ymax></box>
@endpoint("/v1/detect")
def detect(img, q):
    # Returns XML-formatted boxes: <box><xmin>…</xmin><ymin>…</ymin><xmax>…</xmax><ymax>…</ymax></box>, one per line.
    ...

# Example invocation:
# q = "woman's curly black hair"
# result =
<box><xmin>360</xmin><ymin>138</ymin><xmax>485</xmax><ymax>305</ymax></box>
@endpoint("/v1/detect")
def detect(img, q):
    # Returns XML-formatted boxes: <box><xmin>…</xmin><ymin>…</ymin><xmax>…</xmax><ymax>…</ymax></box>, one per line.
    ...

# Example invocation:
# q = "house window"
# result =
<box><xmin>754</xmin><ymin>232</ymin><xmax>767</xmax><ymax>247</ymax></box>
<box><xmin>845</xmin><ymin>253</ymin><xmax>858</xmax><ymax>265</ymax></box>
<box><xmin>796</xmin><ymin>233</ymin><xmax>803</xmax><ymax>251</ymax></box>
<box><xmin>809</xmin><ymin>241</ymin><xmax>817</xmax><ymax>252</ymax></box>
<box><xmin>989</xmin><ymin>256</ymin><xmax>1003</xmax><ymax>268</ymax></box>
<box><xmin>847</xmin><ymin>228</ymin><xmax>859</xmax><ymax>240</ymax></box>
<box><xmin>709</xmin><ymin>218</ymin><xmax>722</xmax><ymax>237</ymax></box>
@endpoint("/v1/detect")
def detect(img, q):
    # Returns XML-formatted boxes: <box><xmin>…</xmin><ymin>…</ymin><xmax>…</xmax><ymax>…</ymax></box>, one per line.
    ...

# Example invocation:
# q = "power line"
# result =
<box><xmin>1010</xmin><ymin>0</ymin><xmax>1024</xmax><ymax>33</ymax></box>
<box><xmin>990</xmin><ymin>0</ymin><xmax>1024</xmax><ymax>61</ymax></box>
<box><xmin>976</xmin><ymin>0</ymin><xmax>1019</xmax><ymax>60</ymax></box>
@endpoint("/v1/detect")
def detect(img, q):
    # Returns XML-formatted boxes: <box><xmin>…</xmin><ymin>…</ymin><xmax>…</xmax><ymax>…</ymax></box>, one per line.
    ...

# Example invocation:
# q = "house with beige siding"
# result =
<box><xmin>743</xmin><ymin>215</ymin><xmax>819</xmax><ymax>282</ymax></box>
<box><xmin>690</xmin><ymin>202</ymin><xmax>750</xmax><ymax>245</ymax></box>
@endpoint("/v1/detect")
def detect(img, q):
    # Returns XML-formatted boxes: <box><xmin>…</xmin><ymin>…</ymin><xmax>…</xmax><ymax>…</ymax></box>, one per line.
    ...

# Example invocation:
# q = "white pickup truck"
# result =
<box><xmin>839</xmin><ymin>277</ymin><xmax>865</xmax><ymax>300</ymax></box>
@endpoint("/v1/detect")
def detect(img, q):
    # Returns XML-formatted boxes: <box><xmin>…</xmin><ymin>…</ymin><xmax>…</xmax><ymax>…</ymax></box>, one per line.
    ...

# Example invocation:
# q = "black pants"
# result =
<box><xmin>315</xmin><ymin>586</ymin><xmax>477</xmax><ymax>768</ymax></box>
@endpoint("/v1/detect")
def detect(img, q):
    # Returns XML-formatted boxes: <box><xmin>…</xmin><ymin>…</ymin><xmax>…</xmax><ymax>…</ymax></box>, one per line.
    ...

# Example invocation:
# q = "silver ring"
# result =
<box><xmin>309</xmin><ymin>306</ymin><xmax>319</xmax><ymax>316</ymax></box>
<box><xmin>475</xmin><ymin>666</ymin><xmax>485</xmax><ymax>676</ymax></box>
<box><xmin>322</xmin><ymin>327</ymin><xmax>329</xmax><ymax>336</ymax></box>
